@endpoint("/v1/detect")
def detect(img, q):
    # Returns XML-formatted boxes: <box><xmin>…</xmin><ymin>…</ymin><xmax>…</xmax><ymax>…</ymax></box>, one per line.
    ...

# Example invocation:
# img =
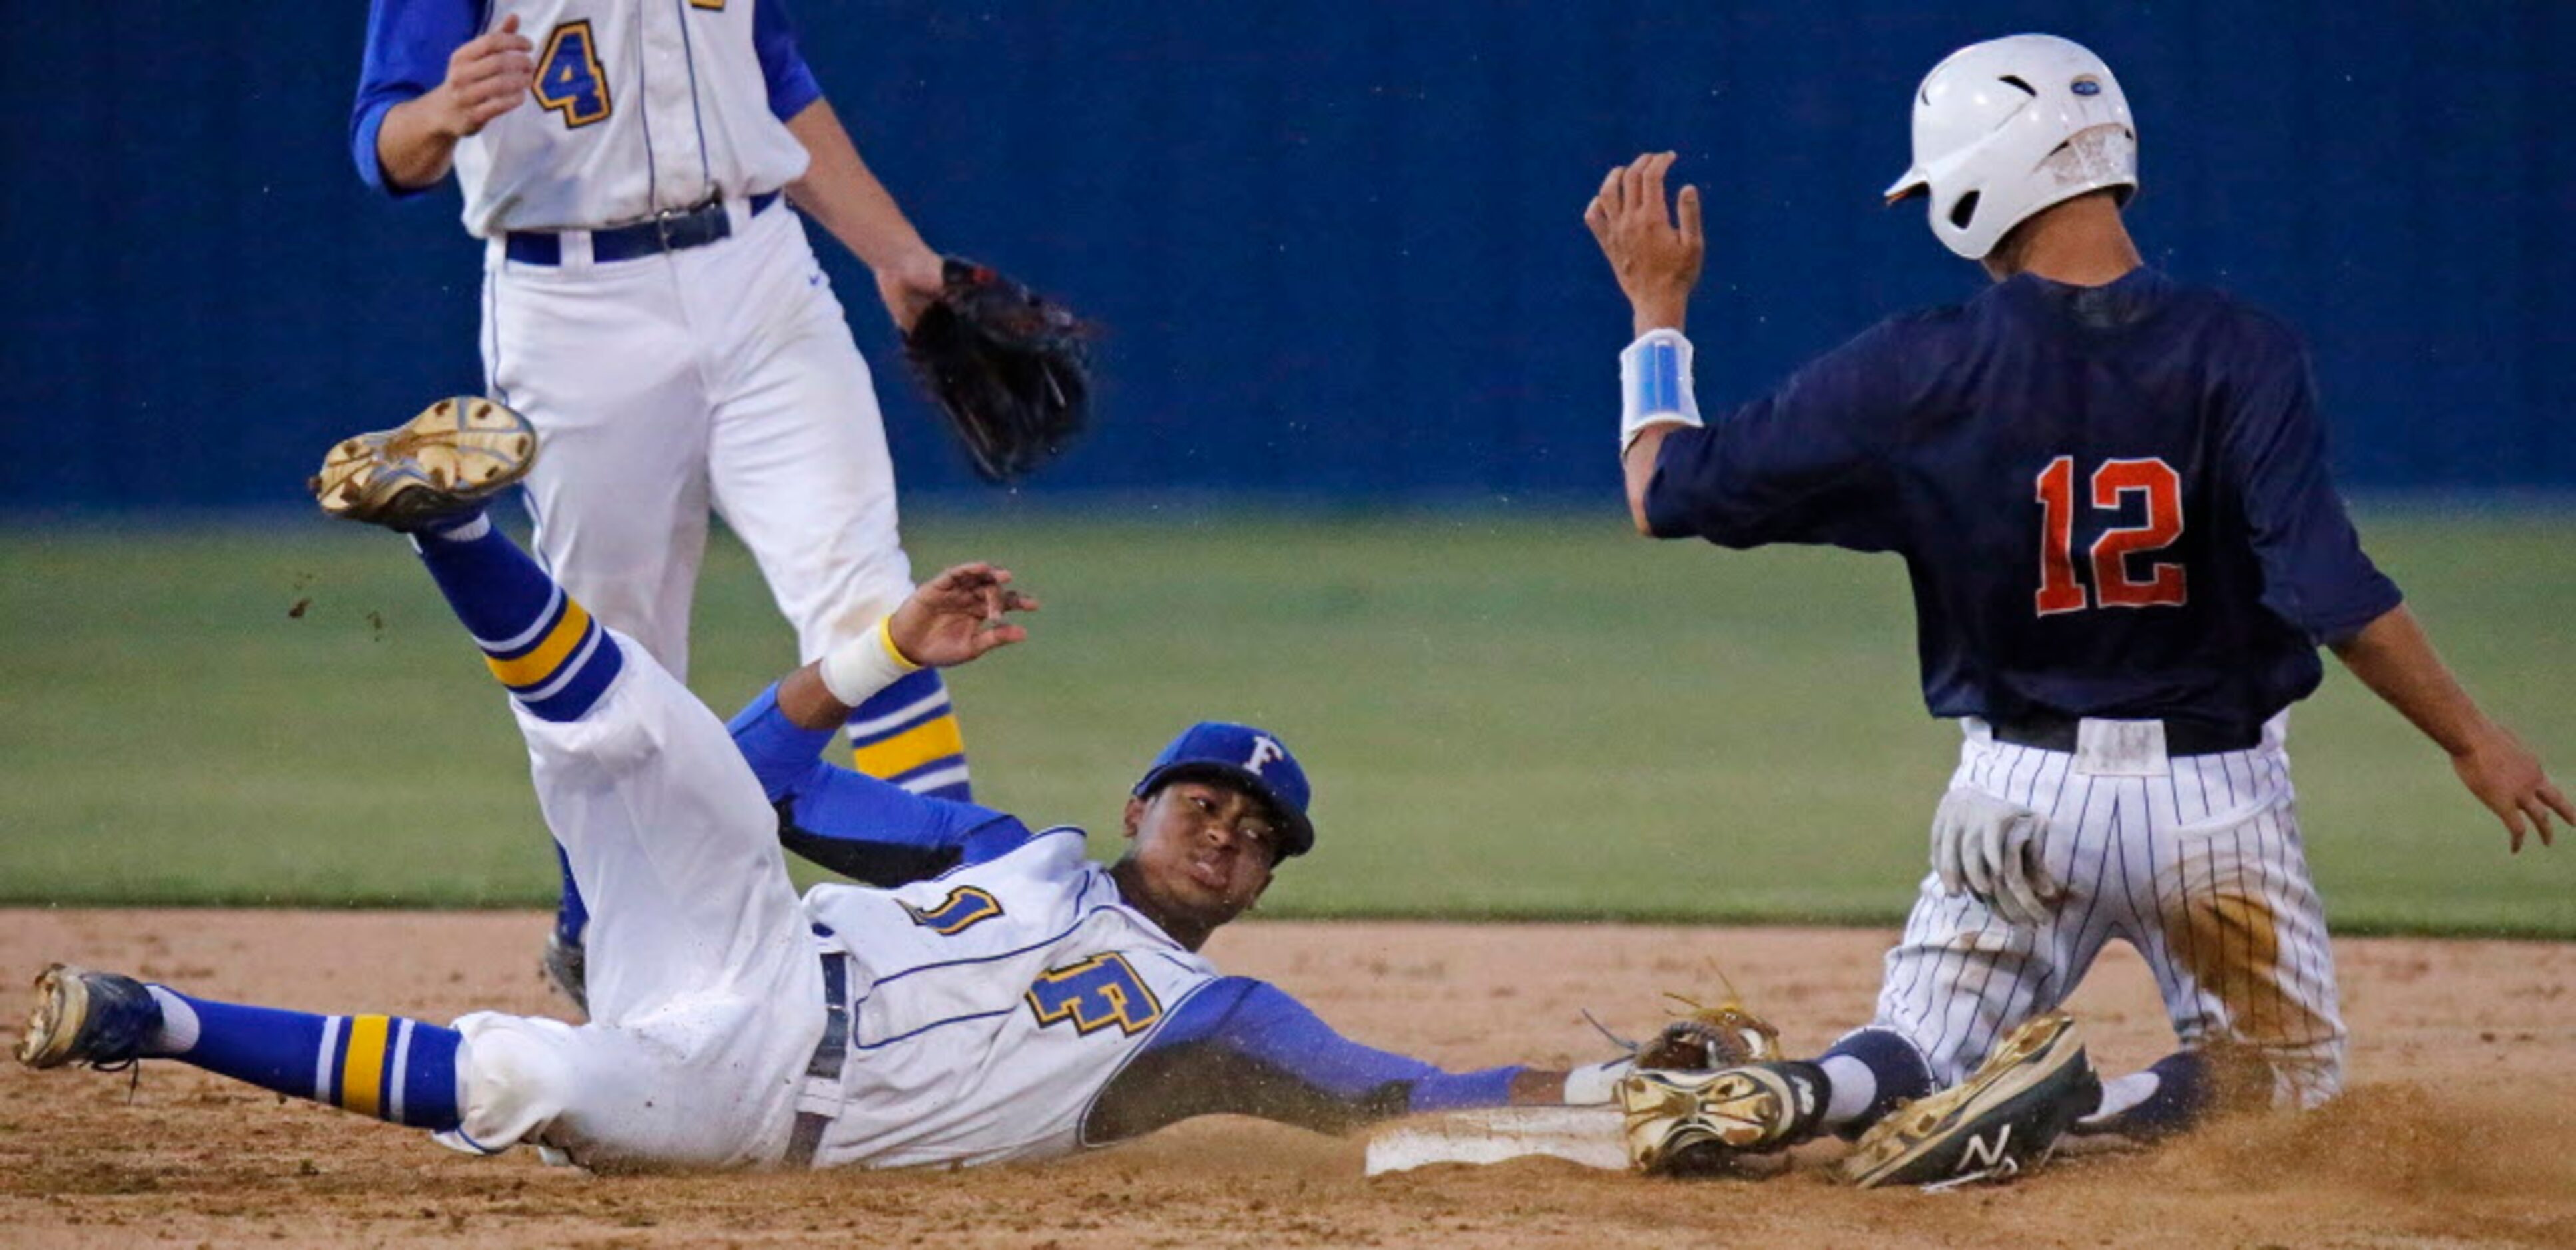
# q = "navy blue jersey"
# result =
<box><xmin>1645</xmin><ymin>267</ymin><xmax>2401</xmax><ymax>733</ymax></box>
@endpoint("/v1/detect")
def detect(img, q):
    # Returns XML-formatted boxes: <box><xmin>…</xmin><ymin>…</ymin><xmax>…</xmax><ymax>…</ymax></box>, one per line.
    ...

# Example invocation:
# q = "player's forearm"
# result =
<box><xmin>1622</xmin><ymin>426</ymin><xmax>1671</xmax><ymax>535</ymax></box>
<box><xmin>374</xmin><ymin>95</ymin><xmax>467</xmax><ymax>192</ymax></box>
<box><xmin>2329</xmin><ymin>606</ymin><xmax>2496</xmax><ymax>757</ymax></box>
<box><xmin>783</xmin><ymin>99</ymin><xmax>934</xmax><ymax>274</ymax></box>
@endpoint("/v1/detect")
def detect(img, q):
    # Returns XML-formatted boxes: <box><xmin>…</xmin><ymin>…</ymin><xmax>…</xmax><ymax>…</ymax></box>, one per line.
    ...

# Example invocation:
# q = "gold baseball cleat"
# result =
<box><xmin>1840</xmin><ymin>1012</ymin><xmax>2101</xmax><ymax>1189</ymax></box>
<box><xmin>312</xmin><ymin>395</ymin><xmax>537</xmax><ymax>530</ymax></box>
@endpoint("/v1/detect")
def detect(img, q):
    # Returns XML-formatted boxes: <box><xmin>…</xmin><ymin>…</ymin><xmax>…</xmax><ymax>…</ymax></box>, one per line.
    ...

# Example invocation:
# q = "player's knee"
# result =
<box><xmin>453</xmin><ymin>1014</ymin><xmax>580</xmax><ymax>1153</ymax></box>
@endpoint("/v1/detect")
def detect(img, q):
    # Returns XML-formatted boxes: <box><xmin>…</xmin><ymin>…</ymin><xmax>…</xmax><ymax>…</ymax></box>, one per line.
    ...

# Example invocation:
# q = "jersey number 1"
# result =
<box><xmin>2035</xmin><ymin>456</ymin><xmax>2187</xmax><ymax>615</ymax></box>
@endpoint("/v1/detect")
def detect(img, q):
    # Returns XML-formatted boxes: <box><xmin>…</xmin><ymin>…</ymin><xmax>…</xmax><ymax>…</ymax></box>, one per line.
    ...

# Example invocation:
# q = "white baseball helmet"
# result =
<box><xmin>1884</xmin><ymin>34</ymin><xmax>2138</xmax><ymax>260</ymax></box>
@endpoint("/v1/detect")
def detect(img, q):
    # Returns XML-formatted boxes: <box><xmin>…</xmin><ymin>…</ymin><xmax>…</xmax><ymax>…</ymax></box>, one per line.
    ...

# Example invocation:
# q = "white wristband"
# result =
<box><xmin>820</xmin><ymin>616</ymin><xmax>921</xmax><ymax>708</ymax></box>
<box><xmin>1561</xmin><ymin>1056</ymin><xmax>1635</xmax><ymax>1106</ymax></box>
<box><xmin>1618</xmin><ymin>327</ymin><xmax>1704</xmax><ymax>453</ymax></box>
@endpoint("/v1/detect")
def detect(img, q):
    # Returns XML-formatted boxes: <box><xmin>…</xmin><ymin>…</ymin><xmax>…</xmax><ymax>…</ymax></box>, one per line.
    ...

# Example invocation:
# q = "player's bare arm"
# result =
<box><xmin>374</xmin><ymin>15</ymin><xmax>533</xmax><ymax>192</ymax></box>
<box><xmin>1583</xmin><ymin>151</ymin><xmax>1704</xmax><ymax>533</ymax></box>
<box><xmin>782</xmin><ymin>99</ymin><xmax>946</xmax><ymax>331</ymax></box>
<box><xmin>2330</xmin><ymin>605</ymin><xmax>2571</xmax><ymax>851</ymax></box>
<box><xmin>776</xmin><ymin>562</ymin><xmax>1037</xmax><ymax>729</ymax></box>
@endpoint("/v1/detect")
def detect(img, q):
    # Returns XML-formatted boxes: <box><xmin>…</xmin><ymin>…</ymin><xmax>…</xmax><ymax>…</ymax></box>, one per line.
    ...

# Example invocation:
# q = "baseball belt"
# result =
<box><xmin>783</xmin><ymin>950</ymin><xmax>851</xmax><ymax>1168</ymax></box>
<box><xmin>1989</xmin><ymin>714</ymin><xmax>2261</xmax><ymax>757</ymax></box>
<box><xmin>503</xmin><ymin>190</ymin><xmax>782</xmax><ymax>268</ymax></box>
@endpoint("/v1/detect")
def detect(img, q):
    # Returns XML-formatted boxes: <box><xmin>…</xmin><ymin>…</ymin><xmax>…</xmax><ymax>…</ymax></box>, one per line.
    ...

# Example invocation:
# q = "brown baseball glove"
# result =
<box><xmin>1633</xmin><ymin>996</ymin><xmax>1783</xmax><ymax>1071</ymax></box>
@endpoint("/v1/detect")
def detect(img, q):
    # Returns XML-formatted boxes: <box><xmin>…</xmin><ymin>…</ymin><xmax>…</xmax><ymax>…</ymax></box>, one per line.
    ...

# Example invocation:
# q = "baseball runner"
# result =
<box><xmin>353</xmin><ymin>0</ymin><xmax>975</xmax><ymax>1007</ymax></box>
<box><xmin>14</xmin><ymin>402</ymin><xmax>1617</xmax><ymax>1172</ymax></box>
<box><xmin>1587</xmin><ymin>34</ymin><xmax>2569</xmax><ymax>1184</ymax></box>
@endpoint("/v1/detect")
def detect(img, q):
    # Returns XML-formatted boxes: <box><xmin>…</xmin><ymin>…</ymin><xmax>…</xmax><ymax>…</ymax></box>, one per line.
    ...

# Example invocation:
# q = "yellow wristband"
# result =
<box><xmin>876</xmin><ymin>615</ymin><xmax>922</xmax><ymax>672</ymax></box>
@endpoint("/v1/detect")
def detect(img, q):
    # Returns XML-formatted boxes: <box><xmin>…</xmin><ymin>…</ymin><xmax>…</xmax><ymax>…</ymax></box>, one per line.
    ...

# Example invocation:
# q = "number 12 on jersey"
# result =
<box><xmin>2035</xmin><ymin>456</ymin><xmax>2188</xmax><ymax>615</ymax></box>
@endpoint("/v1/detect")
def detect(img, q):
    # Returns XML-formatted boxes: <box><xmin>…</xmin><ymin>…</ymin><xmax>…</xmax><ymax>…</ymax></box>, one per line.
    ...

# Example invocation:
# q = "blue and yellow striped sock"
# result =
<box><xmin>410</xmin><ymin>511</ymin><xmax>623</xmax><ymax>722</ymax></box>
<box><xmin>847</xmin><ymin>668</ymin><xmax>972</xmax><ymax>800</ymax></box>
<box><xmin>146</xmin><ymin>988</ymin><xmax>461</xmax><ymax>1130</ymax></box>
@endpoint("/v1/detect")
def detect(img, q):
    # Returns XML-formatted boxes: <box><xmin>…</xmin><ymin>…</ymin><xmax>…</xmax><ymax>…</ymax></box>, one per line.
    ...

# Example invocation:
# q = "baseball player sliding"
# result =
<box><xmin>1590</xmin><ymin>34</ymin><xmax>2569</xmax><ymax>1185</ymax></box>
<box><xmin>15</xmin><ymin>402</ymin><xmax>1617</xmax><ymax>1171</ymax></box>
<box><xmin>352</xmin><ymin>1</ymin><xmax>977</xmax><ymax>1010</ymax></box>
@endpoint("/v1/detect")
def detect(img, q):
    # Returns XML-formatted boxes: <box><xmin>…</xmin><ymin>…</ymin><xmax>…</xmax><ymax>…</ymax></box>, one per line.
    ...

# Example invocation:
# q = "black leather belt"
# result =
<box><xmin>1989</xmin><ymin>714</ymin><xmax>2261</xmax><ymax>757</ymax></box>
<box><xmin>504</xmin><ymin>190</ymin><xmax>780</xmax><ymax>267</ymax></box>
<box><xmin>782</xmin><ymin>950</ymin><xmax>850</xmax><ymax>1168</ymax></box>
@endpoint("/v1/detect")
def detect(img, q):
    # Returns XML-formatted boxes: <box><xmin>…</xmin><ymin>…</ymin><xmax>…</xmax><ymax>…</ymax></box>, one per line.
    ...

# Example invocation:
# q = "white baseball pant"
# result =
<box><xmin>1872</xmin><ymin>716</ymin><xmax>2346</xmax><ymax>1109</ymax></box>
<box><xmin>479</xmin><ymin>199</ymin><xmax>917</xmax><ymax>678</ymax></box>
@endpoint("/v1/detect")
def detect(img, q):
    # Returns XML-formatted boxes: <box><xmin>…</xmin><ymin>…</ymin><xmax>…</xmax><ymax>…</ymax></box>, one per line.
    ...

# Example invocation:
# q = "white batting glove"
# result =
<box><xmin>1930</xmin><ymin>786</ymin><xmax>2063</xmax><ymax>928</ymax></box>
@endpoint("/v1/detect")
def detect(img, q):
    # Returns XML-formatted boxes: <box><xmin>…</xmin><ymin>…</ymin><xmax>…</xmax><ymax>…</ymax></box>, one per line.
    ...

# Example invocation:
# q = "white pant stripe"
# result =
<box><xmin>314</xmin><ymin>1016</ymin><xmax>343</xmax><ymax>1103</ymax></box>
<box><xmin>390</xmin><ymin>1018</ymin><xmax>415</xmax><ymax>1124</ymax></box>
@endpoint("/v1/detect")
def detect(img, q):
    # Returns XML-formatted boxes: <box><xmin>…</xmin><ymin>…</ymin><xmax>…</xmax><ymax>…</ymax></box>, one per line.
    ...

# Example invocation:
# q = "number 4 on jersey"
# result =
<box><xmin>533</xmin><ymin>21</ymin><xmax>611</xmax><ymax>128</ymax></box>
<box><xmin>2035</xmin><ymin>456</ymin><xmax>2187</xmax><ymax>615</ymax></box>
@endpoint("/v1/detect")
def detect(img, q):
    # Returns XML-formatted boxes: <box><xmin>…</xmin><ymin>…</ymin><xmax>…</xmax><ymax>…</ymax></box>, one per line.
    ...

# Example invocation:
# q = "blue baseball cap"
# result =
<box><xmin>1131</xmin><ymin>722</ymin><xmax>1316</xmax><ymax>859</ymax></box>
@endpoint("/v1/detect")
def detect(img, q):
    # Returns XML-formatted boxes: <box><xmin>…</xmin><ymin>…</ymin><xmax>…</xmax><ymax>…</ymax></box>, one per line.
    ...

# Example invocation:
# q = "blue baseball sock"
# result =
<box><xmin>1817</xmin><ymin>1026</ymin><xmax>1935</xmax><ymax>1133</ymax></box>
<box><xmin>2085</xmin><ymin>1049</ymin><xmax>2227</xmax><ymax>1139</ymax></box>
<box><xmin>846</xmin><ymin>668</ymin><xmax>972</xmax><ymax>800</ymax></box>
<box><xmin>409</xmin><ymin>509</ymin><xmax>622</xmax><ymax>722</ymax></box>
<box><xmin>146</xmin><ymin>987</ymin><xmax>461</xmax><ymax>1130</ymax></box>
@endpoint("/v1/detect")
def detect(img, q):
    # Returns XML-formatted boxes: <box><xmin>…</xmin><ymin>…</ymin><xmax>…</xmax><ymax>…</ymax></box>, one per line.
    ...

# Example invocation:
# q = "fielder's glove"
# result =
<box><xmin>901</xmin><ymin>258</ymin><xmax>1092</xmax><ymax>484</ymax></box>
<box><xmin>1633</xmin><ymin>1003</ymin><xmax>1782</xmax><ymax>1072</ymax></box>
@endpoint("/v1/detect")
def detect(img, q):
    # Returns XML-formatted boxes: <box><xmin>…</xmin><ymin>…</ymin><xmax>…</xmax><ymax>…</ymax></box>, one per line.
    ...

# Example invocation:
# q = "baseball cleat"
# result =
<box><xmin>540</xmin><ymin>929</ymin><xmax>589</xmax><ymax>1017</ymax></box>
<box><xmin>1840</xmin><ymin>1012</ymin><xmax>2101</xmax><ymax>1189</ymax></box>
<box><xmin>311</xmin><ymin>395</ymin><xmax>536</xmax><ymax>530</ymax></box>
<box><xmin>1618</xmin><ymin>1060</ymin><xmax>1828</xmax><ymax>1175</ymax></box>
<box><xmin>16</xmin><ymin>964</ymin><xmax>162</xmax><ymax>1070</ymax></box>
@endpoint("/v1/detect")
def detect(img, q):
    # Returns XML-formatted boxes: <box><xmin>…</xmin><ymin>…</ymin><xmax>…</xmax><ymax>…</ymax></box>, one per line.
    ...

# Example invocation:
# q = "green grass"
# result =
<box><xmin>1</xmin><ymin>509</ymin><xmax>2571</xmax><ymax>935</ymax></box>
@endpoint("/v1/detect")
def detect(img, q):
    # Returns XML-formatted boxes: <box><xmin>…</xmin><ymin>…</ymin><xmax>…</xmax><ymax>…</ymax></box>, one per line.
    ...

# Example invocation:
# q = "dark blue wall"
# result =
<box><xmin>4</xmin><ymin>1</ymin><xmax>2570</xmax><ymax>510</ymax></box>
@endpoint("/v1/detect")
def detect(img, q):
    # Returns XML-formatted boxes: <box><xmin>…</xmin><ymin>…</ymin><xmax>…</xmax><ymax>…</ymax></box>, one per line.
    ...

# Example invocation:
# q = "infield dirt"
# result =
<box><xmin>3</xmin><ymin>909</ymin><xmax>2571</xmax><ymax>1247</ymax></box>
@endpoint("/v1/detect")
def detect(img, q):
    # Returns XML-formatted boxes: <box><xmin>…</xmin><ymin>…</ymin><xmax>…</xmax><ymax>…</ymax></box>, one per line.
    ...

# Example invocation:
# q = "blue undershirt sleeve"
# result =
<box><xmin>726</xmin><ymin>683</ymin><xmax>1033</xmax><ymax>882</ymax></box>
<box><xmin>1147</xmin><ymin>978</ymin><xmax>1522</xmax><ymax>1116</ymax></box>
<box><xmin>2220</xmin><ymin>334</ymin><xmax>2404</xmax><ymax>645</ymax></box>
<box><xmin>352</xmin><ymin>0</ymin><xmax>480</xmax><ymax>197</ymax></box>
<box><xmin>1643</xmin><ymin>320</ymin><xmax>1912</xmax><ymax>553</ymax></box>
<box><xmin>754</xmin><ymin>0</ymin><xmax>826</xmax><ymax>122</ymax></box>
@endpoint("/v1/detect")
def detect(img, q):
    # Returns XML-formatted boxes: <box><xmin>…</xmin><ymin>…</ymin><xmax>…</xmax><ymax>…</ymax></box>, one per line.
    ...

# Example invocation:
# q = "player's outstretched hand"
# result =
<box><xmin>1583</xmin><ymin>151</ymin><xmax>1704</xmax><ymax>337</ymax></box>
<box><xmin>888</xmin><ymin>562</ymin><xmax>1038</xmax><ymax>668</ymax></box>
<box><xmin>2451</xmin><ymin>726</ymin><xmax>2571</xmax><ymax>853</ymax></box>
<box><xmin>435</xmin><ymin>14</ymin><xmax>535</xmax><ymax>139</ymax></box>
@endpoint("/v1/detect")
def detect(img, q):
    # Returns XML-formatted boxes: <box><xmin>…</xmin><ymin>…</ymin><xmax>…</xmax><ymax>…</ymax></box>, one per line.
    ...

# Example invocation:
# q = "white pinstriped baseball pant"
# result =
<box><xmin>1872</xmin><ymin>716</ymin><xmax>2346</xmax><ymax>1109</ymax></box>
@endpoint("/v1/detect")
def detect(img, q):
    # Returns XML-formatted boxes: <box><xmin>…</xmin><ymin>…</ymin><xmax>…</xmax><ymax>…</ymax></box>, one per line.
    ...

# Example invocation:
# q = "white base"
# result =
<box><xmin>1362</xmin><ymin>1106</ymin><xmax>1628</xmax><ymax>1176</ymax></box>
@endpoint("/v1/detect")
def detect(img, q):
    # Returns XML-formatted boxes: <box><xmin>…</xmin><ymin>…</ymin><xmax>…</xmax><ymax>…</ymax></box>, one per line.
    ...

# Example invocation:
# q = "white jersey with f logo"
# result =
<box><xmin>801</xmin><ymin>831</ymin><xmax>1224</xmax><ymax>1169</ymax></box>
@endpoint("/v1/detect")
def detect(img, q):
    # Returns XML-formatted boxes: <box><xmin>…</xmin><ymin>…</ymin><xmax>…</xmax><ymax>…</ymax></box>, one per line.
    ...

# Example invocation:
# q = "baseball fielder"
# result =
<box><xmin>352</xmin><ymin>1</ymin><xmax>973</xmax><ymax>1006</ymax></box>
<box><xmin>16</xmin><ymin>403</ymin><xmax>1611</xmax><ymax>1171</ymax></box>
<box><xmin>1587</xmin><ymin>34</ymin><xmax>2568</xmax><ymax>1181</ymax></box>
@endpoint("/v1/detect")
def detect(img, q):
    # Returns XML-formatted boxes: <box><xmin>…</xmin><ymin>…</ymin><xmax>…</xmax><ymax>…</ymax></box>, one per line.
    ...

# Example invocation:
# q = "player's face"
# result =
<box><xmin>1121</xmin><ymin>779</ymin><xmax>1280</xmax><ymax>927</ymax></box>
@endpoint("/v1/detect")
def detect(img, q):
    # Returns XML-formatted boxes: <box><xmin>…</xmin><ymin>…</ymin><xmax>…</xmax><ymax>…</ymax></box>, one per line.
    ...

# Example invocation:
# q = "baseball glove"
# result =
<box><xmin>1633</xmin><ymin>997</ymin><xmax>1782</xmax><ymax>1072</ymax></box>
<box><xmin>901</xmin><ymin>258</ymin><xmax>1092</xmax><ymax>484</ymax></box>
